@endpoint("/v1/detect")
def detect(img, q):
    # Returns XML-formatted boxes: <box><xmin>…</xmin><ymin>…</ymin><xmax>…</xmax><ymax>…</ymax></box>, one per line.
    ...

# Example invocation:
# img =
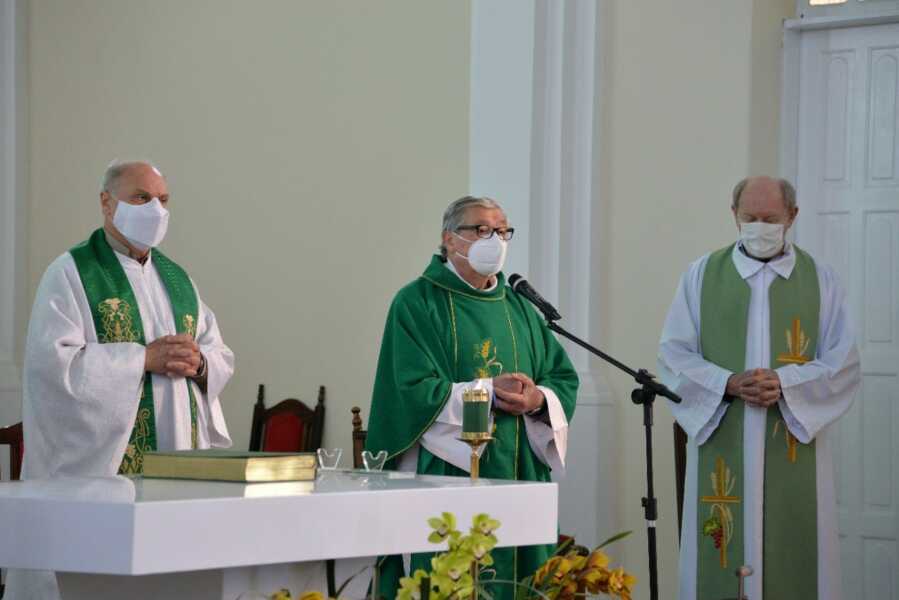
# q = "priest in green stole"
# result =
<box><xmin>658</xmin><ymin>177</ymin><xmax>860</xmax><ymax>600</ymax></box>
<box><xmin>367</xmin><ymin>196</ymin><xmax>578</xmax><ymax>600</ymax></box>
<box><xmin>21</xmin><ymin>159</ymin><xmax>233</xmax><ymax>481</ymax></box>
<box><xmin>14</xmin><ymin>160</ymin><xmax>234</xmax><ymax>599</ymax></box>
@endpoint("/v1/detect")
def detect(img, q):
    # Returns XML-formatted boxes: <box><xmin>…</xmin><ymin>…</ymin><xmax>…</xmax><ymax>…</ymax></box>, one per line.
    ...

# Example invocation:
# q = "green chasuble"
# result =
<box><xmin>69</xmin><ymin>228</ymin><xmax>200</xmax><ymax>474</ymax></box>
<box><xmin>697</xmin><ymin>243</ymin><xmax>819</xmax><ymax>600</ymax></box>
<box><xmin>367</xmin><ymin>256</ymin><xmax>578</xmax><ymax>600</ymax></box>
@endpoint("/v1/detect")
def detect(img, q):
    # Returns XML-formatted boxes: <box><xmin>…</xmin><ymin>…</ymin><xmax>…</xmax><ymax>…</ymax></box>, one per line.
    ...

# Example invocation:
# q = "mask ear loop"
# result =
<box><xmin>451</xmin><ymin>231</ymin><xmax>473</xmax><ymax>260</ymax></box>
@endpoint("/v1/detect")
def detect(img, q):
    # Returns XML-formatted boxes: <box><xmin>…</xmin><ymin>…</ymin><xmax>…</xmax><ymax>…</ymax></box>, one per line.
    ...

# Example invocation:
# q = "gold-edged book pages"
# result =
<box><xmin>142</xmin><ymin>450</ymin><xmax>317</xmax><ymax>482</ymax></box>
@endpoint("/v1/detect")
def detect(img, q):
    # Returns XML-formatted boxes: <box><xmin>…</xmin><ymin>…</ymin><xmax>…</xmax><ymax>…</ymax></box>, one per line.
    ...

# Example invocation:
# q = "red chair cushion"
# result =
<box><xmin>262</xmin><ymin>413</ymin><xmax>306</xmax><ymax>452</ymax></box>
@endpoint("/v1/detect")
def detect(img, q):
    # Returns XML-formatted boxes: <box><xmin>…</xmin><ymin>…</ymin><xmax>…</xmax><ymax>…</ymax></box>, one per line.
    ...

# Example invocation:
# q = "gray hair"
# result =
<box><xmin>731</xmin><ymin>177</ymin><xmax>796</xmax><ymax>212</ymax></box>
<box><xmin>100</xmin><ymin>159</ymin><xmax>163</xmax><ymax>195</ymax></box>
<box><xmin>439</xmin><ymin>195</ymin><xmax>505</xmax><ymax>258</ymax></box>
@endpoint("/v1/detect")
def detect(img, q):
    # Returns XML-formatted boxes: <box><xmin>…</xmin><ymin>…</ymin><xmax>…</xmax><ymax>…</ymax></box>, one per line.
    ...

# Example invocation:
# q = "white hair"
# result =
<box><xmin>99</xmin><ymin>159</ymin><xmax>163</xmax><ymax>195</ymax></box>
<box><xmin>439</xmin><ymin>195</ymin><xmax>505</xmax><ymax>258</ymax></box>
<box><xmin>732</xmin><ymin>177</ymin><xmax>796</xmax><ymax>211</ymax></box>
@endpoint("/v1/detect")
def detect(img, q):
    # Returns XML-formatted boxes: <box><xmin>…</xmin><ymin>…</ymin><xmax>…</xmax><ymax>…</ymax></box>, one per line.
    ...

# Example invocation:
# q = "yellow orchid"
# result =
<box><xmin>398</xmin><ymin>569</ymin><xmax>430</xmax><ymax>600</ymax></box>
<box><xmin>471</xmin><ymin>513</ymin><xmax>501</xmax><ymax>537</ymax></box>
<box><xmin>460</xmin><ymin>532</ymin><xmax>497</xmax><ymax>566</ymax></box>
<box><xmin>297</xmin><ymin>592</ymin><xmax>322</xmax><ymax>600</ymax></box>
<box><xmin>427</xmin><ymin>512</ymin><xmax>458</xmax><ymax>544</ymax></box>
<box><xmin>585</xmin><ymin>549</ymin><xmax>610</xmax><ymax>570</ymax></box>
<box><xmin>533</xmin><ymin>555</ymin><xmax>563</xmax><ymax>588</ymax></box>
<box><xmin>269</xmin><ymin>589</ymin><xmax>292</xmax><ymax>600</ymax></box>
<box><xmin>607</xmin><ymin>567</ymin><xmax>637</xmax><ymax>599</ymax></box>
<box><xmin>526</xmin><ymin>533</ymin><xmax>634</xmax><ymax>600</ymax></box>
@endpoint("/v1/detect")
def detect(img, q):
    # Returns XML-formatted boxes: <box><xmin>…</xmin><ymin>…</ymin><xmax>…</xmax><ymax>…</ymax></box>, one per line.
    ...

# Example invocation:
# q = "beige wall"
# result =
<box><xmin>600</xmin><ymin>0</ymin><xmax>794</xmax><ymax>594</ymax></box>
<box><xmin>26</xmin><ymin>0</ymin><xmax>470</xmax><ymax>454</ymax></box>
<box><xmin>23</xmin><ymin>0</ymin><xmax>798</xmax><ymax>596</ymax></box>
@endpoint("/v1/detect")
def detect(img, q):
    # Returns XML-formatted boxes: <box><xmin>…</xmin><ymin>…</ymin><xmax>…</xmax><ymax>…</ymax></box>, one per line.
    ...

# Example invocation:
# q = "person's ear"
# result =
<box><xmin>100</xmin><ymin>191</ymin><xmax>115</xmax><ymax>219</ymax></box>
<box><xmin>786</xmin><ymin>206</ymin><xmax>799</xmax><ymax>231</ymax></box>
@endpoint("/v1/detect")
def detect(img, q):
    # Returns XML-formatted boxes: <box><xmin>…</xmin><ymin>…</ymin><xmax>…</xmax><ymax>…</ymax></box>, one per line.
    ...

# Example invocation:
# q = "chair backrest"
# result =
<box><xmin>673</xmin><ymin>421</ymin><xmax>688</xmax><ymax>540</ymax></box>
<box><xmin>0</xmin><ymin>422</ymin><xmax>23</xmax><ymax>481</ymax></box>
<box><xmin>351</xmin><ymin>406</ymin><xmax>367</xmax><ymax>469</ymax></box>
<box><xmin>249</xmin><ymin>385</ymin><xmax>325</xmax><ymax>453</ymax></box>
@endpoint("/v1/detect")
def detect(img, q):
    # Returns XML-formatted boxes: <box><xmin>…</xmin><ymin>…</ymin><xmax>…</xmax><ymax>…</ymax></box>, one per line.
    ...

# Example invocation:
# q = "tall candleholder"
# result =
<box><xmin>460</xmin><ymin>387</ymin><xmax>493</xmax><ymax>481</ymax></box>
<box><xmin>458</xmin><ymin>436</ymin><xmax>493</xmax><ymax>481</ymax></box>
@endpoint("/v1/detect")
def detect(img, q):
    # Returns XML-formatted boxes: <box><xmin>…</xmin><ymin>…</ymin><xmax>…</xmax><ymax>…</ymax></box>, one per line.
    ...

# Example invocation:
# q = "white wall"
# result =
<box><xmin>25</xmin><ymin>0</ymin><xmax>471</xmax><ymax>456</ymax></box>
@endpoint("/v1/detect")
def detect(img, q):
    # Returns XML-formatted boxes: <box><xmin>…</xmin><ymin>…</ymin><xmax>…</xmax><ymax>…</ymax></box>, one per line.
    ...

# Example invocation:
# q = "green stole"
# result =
<box><xmin>698</xmin><ymin>243</ymin><xmax>819</xmax><ymax>600</ymax></box>
<box><xmin>70</xmin><ymin>228</ymin><xmax>200</xmax><ymax>474</ymax></box>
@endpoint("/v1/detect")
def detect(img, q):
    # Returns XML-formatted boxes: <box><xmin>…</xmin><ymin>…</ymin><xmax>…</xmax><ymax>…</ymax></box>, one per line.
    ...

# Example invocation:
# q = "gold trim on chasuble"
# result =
<box><xmin>98</xmin><ymin>298</ymin><xmax>139</xmax><ymax>343</ymax></box>
<box><xmin>183</xmin><ymin>314</ymin><xmax>197</xmax><ymax>338</ymax></box>
<box><xmin>774</xmin><ymin>316</ymin><xmax>811</xmax><ymax>463</ymax></box>
<box><xmin>701</xmin><ymin>457</ymin><xmax>741</xmax><ymax>568</ymax></box>
<box><xmin>776</xmin><ymin>317</ymin><xmax>812</xmax><ymax>365</ymax></box>
<box><xmin>119</xmin><ymin>404</ymin><xmax>152</xmax><ymax>474</ymax></box>
<box><xmin>474</xmin><ymin>339</ymin><xmax>504</xmax><ymax>379</ymax></box>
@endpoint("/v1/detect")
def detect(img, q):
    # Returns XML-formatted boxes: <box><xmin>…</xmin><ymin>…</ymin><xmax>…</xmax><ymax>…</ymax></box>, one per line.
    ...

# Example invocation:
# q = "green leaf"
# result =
<box><xmin>553</xmin><ymin>537</ymin><xmax>574</xmax><ymax>556</ymax></box>
<box><xmin>335</xmin><ymin>563</ymin><xmax>371</xmax><ymax>597</ymax></box>
<box><xmin>596</xmin><ymin>530</ymin><xmax>633</xmax><ymax>549</ymax></box>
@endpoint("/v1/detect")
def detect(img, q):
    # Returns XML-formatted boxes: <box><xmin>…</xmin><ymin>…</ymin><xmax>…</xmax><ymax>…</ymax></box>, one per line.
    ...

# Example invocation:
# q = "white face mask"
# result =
<box><xmin>454</xmin><ymin>232</ymin><xmax>508</xmax><ymax>276</ymax></box>
<box><xmin>740</xmin><ymin>222</ymin><xmax>785</xmax><ymax>259</ymax></box>
<box><xmin>112</xmin><ymin>197</ymin><xmax>170</xmax><ymax>250</ymax></box>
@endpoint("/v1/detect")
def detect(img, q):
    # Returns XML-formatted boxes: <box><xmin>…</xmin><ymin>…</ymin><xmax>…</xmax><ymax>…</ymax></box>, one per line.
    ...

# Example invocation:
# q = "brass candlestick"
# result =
<box><xmin>458</xmin><ymin>435</ymin><xmax>493</xmax><ymax>481</ymax></box>
<box><xmin>460</xmin><ymin>386</ymin><xmax>493</xmax><ymax>481</ymax></box>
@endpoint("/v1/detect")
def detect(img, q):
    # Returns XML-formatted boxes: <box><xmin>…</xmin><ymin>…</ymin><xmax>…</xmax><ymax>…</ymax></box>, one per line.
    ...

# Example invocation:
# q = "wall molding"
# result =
<box><xmin>470</xmin><ymin>0</ymin><xmax>615</xmax><ymax>547</ymax></box>
<box><xmin>0</xmin><ymin>0</ymin><xmax>26</xmax><ymax>422</ymax></box>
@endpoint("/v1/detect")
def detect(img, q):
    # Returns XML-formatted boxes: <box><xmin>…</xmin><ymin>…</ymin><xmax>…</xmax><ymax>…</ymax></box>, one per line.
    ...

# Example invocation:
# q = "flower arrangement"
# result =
<box><xmin>263</xmin><ymin>514</ymin><xmax>634</xmax><ymax>600</ymax></box>
<box><xmin>521</xmin><ymin>532</ymin><xmax>636</xmax><ymax>600</ymax></box>
<box><xmin>397</xmin><ymin>512</ymin><xmax>501</xmax><ymax>600</ymax></box>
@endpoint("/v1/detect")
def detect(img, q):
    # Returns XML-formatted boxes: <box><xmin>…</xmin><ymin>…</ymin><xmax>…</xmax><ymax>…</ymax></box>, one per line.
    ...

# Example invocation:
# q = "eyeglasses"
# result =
<box><xmin>455</xmin><ymin>225</ymin><xmax>515</xmax><ymax>241</ymax></box>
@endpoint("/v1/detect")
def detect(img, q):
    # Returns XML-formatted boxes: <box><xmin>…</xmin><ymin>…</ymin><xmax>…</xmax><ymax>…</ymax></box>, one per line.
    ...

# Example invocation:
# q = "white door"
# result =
<box><xmin>795</xmin><ymin>22</ymin><xmax>899</xmax><ymax>600</ymax></box>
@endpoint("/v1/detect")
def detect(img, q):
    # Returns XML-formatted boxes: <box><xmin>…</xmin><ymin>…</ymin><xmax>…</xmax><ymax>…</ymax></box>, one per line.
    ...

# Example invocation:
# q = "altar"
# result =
<box><xmin>0</xmin><ymin>470</ymin><xmax>558</xmax><ymax>599</ymax></box>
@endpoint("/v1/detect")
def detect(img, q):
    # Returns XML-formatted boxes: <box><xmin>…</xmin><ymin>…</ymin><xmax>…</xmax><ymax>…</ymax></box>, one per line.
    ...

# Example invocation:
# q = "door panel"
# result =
<box><xmin>797</xmin><ymin>22</ymin><xmax>899</xmax><ymax>600</ymax></box>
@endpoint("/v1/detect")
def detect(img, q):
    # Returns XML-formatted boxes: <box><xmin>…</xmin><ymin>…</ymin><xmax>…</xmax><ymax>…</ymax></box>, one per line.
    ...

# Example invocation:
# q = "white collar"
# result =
<box><xmin>445</xmin><ymin>258</ymin><xmax>498</xmax><ymax>292</ymax></box>
<box><xmin>731</xmin><ymin>241</ymin><xmax>795</xmax><ymax>280</ymax></box>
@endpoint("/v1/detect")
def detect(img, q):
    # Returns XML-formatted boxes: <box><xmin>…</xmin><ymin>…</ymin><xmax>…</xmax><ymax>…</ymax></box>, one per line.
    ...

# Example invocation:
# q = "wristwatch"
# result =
<box><xmin>194</xmin><ymin>353</ymin><xmax>207</xmax><ymax>379</ymax></box>
<box><xmin>526</xmin><ymin>398</ymin><xmax>548</xmax><ymax>417</ymax></box>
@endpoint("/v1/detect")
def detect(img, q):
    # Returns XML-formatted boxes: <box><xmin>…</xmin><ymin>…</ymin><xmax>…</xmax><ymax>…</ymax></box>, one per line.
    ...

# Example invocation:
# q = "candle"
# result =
<box><xmin>462</xmin><ymin>387</ymin><xmax>490</xmax><ymax>440</ymax></box>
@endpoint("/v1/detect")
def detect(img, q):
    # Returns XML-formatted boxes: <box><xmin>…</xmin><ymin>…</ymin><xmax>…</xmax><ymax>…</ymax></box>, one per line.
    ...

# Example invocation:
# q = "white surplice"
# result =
<box><xmin>397</xmin><ymin>261</ymin><xmax>569</xmax><ymax>476</ymax></box>
<box><xmin>7</xmin><ymin>242</ymin><xmax>233</xmax><ymax>600</ymax></box>
<box><xmin>658</xmin><ymin>243</ymin><xmax>860</xmax><ymax>600</ymax></box>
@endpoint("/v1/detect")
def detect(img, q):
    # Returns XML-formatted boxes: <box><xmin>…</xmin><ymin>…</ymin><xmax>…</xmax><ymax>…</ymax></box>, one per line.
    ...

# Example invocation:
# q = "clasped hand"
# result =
<box><xmin>726</xmin><ymin>368</ymin><xmax>782</xmax><ymax>408</ymax></box>
<box><xmin>145</xmin><ymin>334</ymin><xmax>202</xmax><ymax>378</ymax></box>
<box><xmin>493</xmin><ymin>372</ymin><xmax>544</xmax><ymax>415</ymax></box>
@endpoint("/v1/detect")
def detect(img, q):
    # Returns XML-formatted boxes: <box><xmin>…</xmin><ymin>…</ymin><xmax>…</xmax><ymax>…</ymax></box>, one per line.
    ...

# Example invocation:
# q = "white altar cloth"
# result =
<box><xmin>0</xmin><ymin>470</ymin><xmax>558</xmax><ymax>599</ymax></box>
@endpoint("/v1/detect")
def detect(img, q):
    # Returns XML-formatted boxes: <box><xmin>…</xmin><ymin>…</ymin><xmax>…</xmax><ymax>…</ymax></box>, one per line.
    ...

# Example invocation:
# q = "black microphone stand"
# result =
<box><xmin>543</xmin><ymin>318</ymin><xmax>681</xmax><ymax>600</ymax></box>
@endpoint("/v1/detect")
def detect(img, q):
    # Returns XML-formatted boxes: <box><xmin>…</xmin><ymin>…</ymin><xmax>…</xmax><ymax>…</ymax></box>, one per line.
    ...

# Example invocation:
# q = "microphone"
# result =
<box><xmin>508</xmin><ymin>274</ymin><xmax>562</xmax><ymax>321</ymax></box>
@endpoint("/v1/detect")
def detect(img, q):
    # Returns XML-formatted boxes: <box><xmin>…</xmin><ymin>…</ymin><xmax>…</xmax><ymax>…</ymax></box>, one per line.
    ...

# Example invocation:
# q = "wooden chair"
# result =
<box><xmin>351</xmin><ymin>406</ymin><xmax>367</xmax><ymax>469</ymax></box>
<box><xmin>0</xmin><ymin>421</ymin><xmax>23</xmax><ymax>598</ymax></box>
<box><xmin>0</xmin><ymin>422</ymin><xmax>23</xmax><ymax>481</ymax></box>
<box><xmin>673</xmin><ymin>421</ymin><xmax>688</xmax><ymax>540</ymax></box>
<box><xmin>249</xmin><ymin>385</ymin><xmax>325</xmax><ymax>452</ymax></box>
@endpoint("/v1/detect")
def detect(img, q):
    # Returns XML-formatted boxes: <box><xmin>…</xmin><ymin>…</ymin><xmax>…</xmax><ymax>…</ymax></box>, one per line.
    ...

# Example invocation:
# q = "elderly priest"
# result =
<box><xmin>367</xmin><ymin>195</ymin><xmax>579</xmax><ymax>600</ymax></box>
<box><xmin>658</xmin><ymin>176</ymin><xmax>860</xmax><ymax>600</ymax></box>
<box><xmin>9</xmin><ymin>160</ymin><xmax>233</xmax><ymax>599</ymax></box>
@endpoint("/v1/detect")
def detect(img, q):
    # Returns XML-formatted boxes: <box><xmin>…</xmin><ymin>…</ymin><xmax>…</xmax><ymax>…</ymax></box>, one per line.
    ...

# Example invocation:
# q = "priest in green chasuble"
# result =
<box><xmin>658</xmin><ymin>177</ymin><xmax>860</xmax><ymax>600</ymax></box>
<box><xmin>367</xmin><ymin>196</ymin><xmax>579</xmax><ymax>600</ymax></box>
<box><xmin>10</xmin><ymin>160</ymin><xmax>233</xmax><ymax>600</ymax></box>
